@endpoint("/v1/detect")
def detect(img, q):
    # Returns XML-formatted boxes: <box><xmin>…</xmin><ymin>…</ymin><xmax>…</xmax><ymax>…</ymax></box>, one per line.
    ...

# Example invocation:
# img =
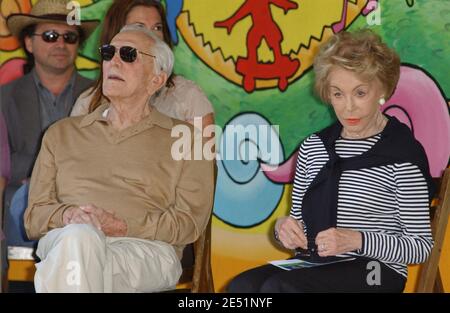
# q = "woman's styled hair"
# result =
<box><xmin>313</xmin><ymin>29</ymin><xmax>400</xmax><ymax>103</ymax></box>
<box><xmin>89</xmin><ymin>0</ymin><xmax>173</xmax><ymax>112</ymax></box>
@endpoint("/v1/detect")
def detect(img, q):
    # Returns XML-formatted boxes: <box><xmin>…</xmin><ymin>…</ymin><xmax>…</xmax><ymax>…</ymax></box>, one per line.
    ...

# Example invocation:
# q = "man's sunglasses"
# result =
<box><xmin>32</xmin><ymin>30</ymin><xmax>79</xmax><ymax>44</ymax></box>
<box><xmin>99</xmin><ymin>44</ymin><xmax>156</xmax><ymax>63</ymax></box>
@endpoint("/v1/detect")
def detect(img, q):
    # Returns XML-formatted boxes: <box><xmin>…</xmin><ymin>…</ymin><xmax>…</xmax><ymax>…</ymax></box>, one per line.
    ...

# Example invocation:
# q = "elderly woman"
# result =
<box><xmin>24</xmin><ymin>24</ymin><xmax>214</xmax><ymax>293</ymax></box>
<box><xmin>228</xmin><ymin>29</ymin><xmax>435</xmax><ymax>293</ymax></box>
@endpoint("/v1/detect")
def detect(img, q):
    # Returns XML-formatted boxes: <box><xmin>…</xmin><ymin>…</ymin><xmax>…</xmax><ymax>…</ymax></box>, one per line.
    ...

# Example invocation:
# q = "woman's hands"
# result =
<box><xmin>274</xmin><ymin>216</ymin><xmax>363</xmax><ymax>256</ymax></box>
<box><xmin>315</xmin><ymin>227</ymin><xmax>362</xmax><ymax>257</ymax></box>
<box><xmin>275</xmin><ymin>216</ymin><xmax>307</xmax><ymax>250</ymax></box>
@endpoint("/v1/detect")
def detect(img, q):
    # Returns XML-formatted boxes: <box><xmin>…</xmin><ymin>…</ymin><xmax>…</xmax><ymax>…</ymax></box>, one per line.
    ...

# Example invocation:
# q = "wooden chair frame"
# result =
<box><xmin>177</xmin><ymin>214</ymin><xmax>214</xmax><ymax>293</ymax></box>
<box><xmin>176</xmin><ymin>163</ymin><xmax>217</xmax><ymax>293</ymax></box>
<box><xmin>416</xmin><ymin>168</ymin><xmax>450</xmax><ymax>292</ymax></box>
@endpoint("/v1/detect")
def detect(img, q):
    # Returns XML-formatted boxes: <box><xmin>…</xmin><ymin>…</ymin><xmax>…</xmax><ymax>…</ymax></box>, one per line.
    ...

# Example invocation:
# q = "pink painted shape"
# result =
<box><xmin>0</xmin><ymin>59</ymin><xmax>25</xmax><ymax>86</ymax></box>
<box><xmin>332</xmin><ymin>0</ymin><xmax>349</xmax><ymax>33</ymax></box>
<box><xmin>260</xmin><ymin>151</ymin><xmax>298</xmax><ymax>183</ymax></box>
<box><xmin>382</xmin><ymin>66</ymin><xmax>450</xmax><ymax>178</ymax></box>
<box><xmin>362</xmin><ymin>0</ymin><xmax>380</xmax><ymax>15</ymax></box>
<box><xmin>332</xmin><ymin>0</ymin><xmax>380</xmax><ymax>34</ymax></box>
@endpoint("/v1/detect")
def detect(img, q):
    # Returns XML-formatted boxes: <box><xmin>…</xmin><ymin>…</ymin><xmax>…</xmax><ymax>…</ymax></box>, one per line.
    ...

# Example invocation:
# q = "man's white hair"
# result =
<box><xmin>119</xmin><ymin>24</ymin><xmax>174</xmax><ymax>76</ymax></box>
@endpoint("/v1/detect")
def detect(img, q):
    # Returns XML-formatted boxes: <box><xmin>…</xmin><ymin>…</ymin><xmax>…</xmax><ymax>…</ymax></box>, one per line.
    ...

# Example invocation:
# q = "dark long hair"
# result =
<box><xmin>20</xmin><ymin>24</ymin><xmax>37</xmax><ymax>74</ymax></box>
<box><xmin>89</xmin><ymin>0</ymin><xmax>174</xmax><ymax>113</ymax></box>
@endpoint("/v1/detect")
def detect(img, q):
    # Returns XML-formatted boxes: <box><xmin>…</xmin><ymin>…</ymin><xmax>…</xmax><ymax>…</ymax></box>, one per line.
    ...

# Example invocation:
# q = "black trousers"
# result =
<box><xmin>227</xmin><ymin>258</ymin><xmax>406</xmax><ymax>293</ymax></box>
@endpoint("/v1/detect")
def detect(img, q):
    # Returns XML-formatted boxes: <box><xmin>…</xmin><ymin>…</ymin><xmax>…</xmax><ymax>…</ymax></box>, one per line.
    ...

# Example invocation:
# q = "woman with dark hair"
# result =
<box><xmin>71</xmin><ymin>0</ymin><xmax>215</xmax><ymax>131</ymax></box>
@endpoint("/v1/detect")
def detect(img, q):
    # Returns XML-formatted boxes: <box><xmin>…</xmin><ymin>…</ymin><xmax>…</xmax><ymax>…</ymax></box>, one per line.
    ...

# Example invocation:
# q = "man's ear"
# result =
<box><xmin>148</xmin><ymin>72</ymin><xmax>168</xmax><ymax>93</ymax></box>
<box><xmin>24</xmin><ymin>36</ymin><xmax>33</xmax><ymax>54</ymax></box>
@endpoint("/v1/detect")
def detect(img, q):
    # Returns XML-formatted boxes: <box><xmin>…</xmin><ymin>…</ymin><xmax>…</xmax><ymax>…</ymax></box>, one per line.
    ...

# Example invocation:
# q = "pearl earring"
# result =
<box><xmin>378</xmin><ymin>98</ymin><xmax>386</xmax><ymax>106</ymax></box>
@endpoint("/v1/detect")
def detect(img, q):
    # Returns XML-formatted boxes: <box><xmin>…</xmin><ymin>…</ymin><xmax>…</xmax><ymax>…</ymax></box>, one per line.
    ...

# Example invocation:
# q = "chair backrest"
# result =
<box><xmin>191</xmin><ymin>213</ymin><xmax>214</xmax><ymax>292</ymax></box>
<box><xmin>177</xmin><ymin>162</ymin><xmax>217</xmax><ymax>293</ymax></box>
<box><xmin>416</xmin><ymin>168</ymin><xmax>450</xmax><ymax>292</ymax></box>
<box><xmin>178</xmin><ymin>214</ymin><xmax>214</xmax><ymax>293</ymax></box>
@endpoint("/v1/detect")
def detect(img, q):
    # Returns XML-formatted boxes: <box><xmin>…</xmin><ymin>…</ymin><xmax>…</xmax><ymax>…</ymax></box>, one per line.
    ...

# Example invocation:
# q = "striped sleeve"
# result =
<box><xmin>289</xmin><ymin>135</ymin><xmax>328</xmax><ymax>229</ymax></box>
<box><xmin>289</xmin><ymin>142</ymin><xmax>307</xmax><ymax>222</ymax></box>
<box><xmin>359</xmin><ymin>163</ymin><xmax>434</xmax><ymax>264</ymax></box>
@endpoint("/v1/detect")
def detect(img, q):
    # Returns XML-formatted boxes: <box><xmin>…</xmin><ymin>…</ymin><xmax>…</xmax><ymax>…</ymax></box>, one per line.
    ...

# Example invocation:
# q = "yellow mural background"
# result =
<box><xmin>178</xmin><ymin>0</ymin><xmax>369</xmax><ymax>89</ymax></box>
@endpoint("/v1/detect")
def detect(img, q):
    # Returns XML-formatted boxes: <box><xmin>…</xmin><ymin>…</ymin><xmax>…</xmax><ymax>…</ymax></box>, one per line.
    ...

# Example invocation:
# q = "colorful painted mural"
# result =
<box><xmin>1</xmin><ymin>0</ymin><xmax>449</xmax><ymax>292</ymax></box>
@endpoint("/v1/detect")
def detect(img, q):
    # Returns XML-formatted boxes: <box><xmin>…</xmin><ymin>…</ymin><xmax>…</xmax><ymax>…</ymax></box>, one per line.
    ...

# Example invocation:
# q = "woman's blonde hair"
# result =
<box><xmin>313</xmin><ymin>29</ymin><xmax>400</xmax><ymax>103</ymax></box>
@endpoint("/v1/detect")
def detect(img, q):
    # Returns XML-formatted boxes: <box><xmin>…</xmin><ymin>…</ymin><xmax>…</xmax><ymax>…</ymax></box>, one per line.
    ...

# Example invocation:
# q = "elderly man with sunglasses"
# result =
<box><xmin>23</xmin><ymin>24</ymin><xmax>215</xmax><ymax>293</ymax></box>
<box><xmin>0</xmin><ymin>0</ymin><xmax>98</xmax><ymax>288</ymax></box>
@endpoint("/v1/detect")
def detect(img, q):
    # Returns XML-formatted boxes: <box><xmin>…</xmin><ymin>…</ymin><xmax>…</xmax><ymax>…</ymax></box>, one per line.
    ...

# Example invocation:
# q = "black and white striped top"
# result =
<box><xmin>291</xmin><ymin>133</ymin><xmax>433</xmax><ymax>277</ymax></box>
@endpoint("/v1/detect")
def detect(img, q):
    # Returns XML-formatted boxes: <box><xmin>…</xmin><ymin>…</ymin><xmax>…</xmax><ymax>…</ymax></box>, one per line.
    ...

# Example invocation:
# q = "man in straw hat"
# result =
<box><xmin>0</xmin><ymin>0</ymin><xmax>98</xmax><ymax>290</ymax></box>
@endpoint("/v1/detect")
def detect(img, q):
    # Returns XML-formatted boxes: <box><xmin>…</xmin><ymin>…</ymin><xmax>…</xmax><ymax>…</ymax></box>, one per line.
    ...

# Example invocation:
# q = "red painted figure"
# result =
<box><xmin>215</xmin><ymin>0</ymin><xmax>300</xmax><ymax>92</ymax></box>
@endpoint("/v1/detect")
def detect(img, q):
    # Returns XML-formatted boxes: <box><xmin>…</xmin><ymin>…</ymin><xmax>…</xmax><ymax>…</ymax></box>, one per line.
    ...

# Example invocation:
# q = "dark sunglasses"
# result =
<box><xmin>32</xmin><ymin>30</ymin><xmax>79</xmax><ymax>44</ymax></box>
<box><xmin>99</xmin><ymin>44</ymin><xmax>156</xmax><ymax>63</ymax></box>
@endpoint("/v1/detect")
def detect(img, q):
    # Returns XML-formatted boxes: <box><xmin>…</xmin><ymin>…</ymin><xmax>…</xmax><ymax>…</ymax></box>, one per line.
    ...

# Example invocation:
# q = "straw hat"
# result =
<box><xmin>7</xmin><ymin>0</ymin><xmax>99</xmax><ymax>39</ymax></box>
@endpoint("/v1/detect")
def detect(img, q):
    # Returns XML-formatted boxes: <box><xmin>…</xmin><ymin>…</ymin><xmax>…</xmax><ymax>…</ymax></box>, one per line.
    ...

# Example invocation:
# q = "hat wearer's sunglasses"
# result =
<box><xmin>99</xmin><ymin>44</ymin><xmax>156</xmax><ymax>63</ymax></box>
<box><xmin>32</xmin><ymin>30</ymin><xmax>79</xmax><ymax>44</ymax></box>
